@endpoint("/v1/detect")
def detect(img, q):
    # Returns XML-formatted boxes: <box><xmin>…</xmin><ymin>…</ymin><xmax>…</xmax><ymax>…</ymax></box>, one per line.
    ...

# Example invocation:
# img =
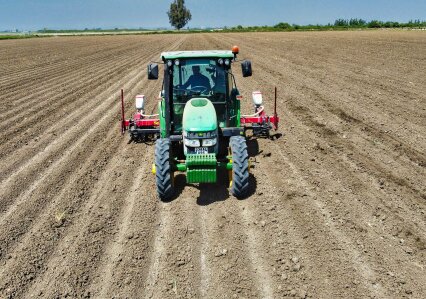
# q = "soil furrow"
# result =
<box><xmin>211</xmin><ymin>32</ymin><xmax>426</xmax><ymax>297</ymax></box>
<box><xmin>0</xmin><ymin>38</ymin><xmax>141</xmax><ymax>97</ymax></box>
<box><xmin>0</xmin><ymin>121</ymin><xmax>124</xmax><ymax>298</ymax></box>
<box><xmin>0</xmin><ymin>37</ymin><xmax>172</xmax><ymax>158</ymax></box>
<box><xmin>23</xmin><ymin>143</ymin><xmax>137</xmax><ymax>298</ymax></box>
<box><xmin>1</xmin><ymin>31</ymin><xmax>425</xmax><ymax>299</ymax></box>
<box><xmin>0</xmin><ymin>67</ymin><xmax>145</xmax><ymax>212</ymax></box>
<box><xmin>0</xmin><ymin>35</ymin><xmax>187</xmax><ymax>297</ymax></box>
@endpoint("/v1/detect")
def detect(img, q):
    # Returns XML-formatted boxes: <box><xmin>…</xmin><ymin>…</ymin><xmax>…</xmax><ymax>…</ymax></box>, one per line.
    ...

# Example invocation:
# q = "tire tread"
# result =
<box><xmin>230</xmin><ymin>136</ymin><xmax>249</xmax><ymax>198</ymax></box>
<box><xmin>155</xmin><ymin>138</ymin><xmax>174</xmax><ymax>201</ymax></box>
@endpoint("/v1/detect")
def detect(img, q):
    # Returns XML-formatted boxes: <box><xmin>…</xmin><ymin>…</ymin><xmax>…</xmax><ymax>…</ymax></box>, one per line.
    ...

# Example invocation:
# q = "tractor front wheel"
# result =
<box><xmin>155</xmin><ymin>138</ymin><xmax>175</xmax><ymax>201</ymax></box>
<box><xmin>230</xmin><ymin>136</ymin><xmax>250</xmax><ymax>198</ymax></box>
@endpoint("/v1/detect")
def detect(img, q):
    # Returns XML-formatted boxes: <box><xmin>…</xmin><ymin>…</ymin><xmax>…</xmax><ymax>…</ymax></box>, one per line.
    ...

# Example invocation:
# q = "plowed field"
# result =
<box><xmin>1</xmin><ymin>31</ymin><xmax>425</xmax><ymax>298</ymax></box>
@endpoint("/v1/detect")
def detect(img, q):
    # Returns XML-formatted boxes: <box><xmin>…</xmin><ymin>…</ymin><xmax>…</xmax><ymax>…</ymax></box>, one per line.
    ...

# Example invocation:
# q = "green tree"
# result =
<box><xmin>349</xmin><ymin>18</ymin><xmax>366</xmax><ymax>27</ymax></box>
<box><xmin>167</xmin><ymin>0</ymin><xmax>192</xmax><ymax>30</ymax></box>
<box><xmin>274</xmin><ymin>22</ymin><xmax>292</xmax><ymax>30</ymax></box>
<box><xmin>368</xmin><ymin>20</ymin><xmax>383</xmax><ymax>28</ymax></box>
<box><xmin>334</xmin><ymin>19</ymin><xmax>349</xmax><ymax>26</ymax></box>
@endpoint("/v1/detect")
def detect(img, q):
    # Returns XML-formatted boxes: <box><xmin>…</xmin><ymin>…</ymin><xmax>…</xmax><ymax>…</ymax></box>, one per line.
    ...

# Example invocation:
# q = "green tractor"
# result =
<box><xmin>121</xmin><ymin>46</ymin><xmax>279</xmax><ymax>201</ymax></box>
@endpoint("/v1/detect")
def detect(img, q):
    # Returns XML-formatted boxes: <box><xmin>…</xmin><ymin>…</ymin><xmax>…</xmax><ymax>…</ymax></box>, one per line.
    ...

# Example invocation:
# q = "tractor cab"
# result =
<box><xmin>149</xmin><ymin>50</ymin><xmax>250</xmax><ymax>138</ymax></box>
<box><xmin>169</xmin><ymin>57</ymin><xmax>229</xmax><ymax>132</ymax></box>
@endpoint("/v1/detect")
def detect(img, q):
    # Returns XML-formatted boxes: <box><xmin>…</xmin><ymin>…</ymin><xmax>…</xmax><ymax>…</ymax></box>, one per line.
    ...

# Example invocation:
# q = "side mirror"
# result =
<box><xmin>241</xmin><ymin>60</ymin><xmax>252</xmax><ymax>77</ymax></box>
<box><xmin>148</xmin><ymin>63</ymin><xmax>159</xmax><ymax>80</ymax></box>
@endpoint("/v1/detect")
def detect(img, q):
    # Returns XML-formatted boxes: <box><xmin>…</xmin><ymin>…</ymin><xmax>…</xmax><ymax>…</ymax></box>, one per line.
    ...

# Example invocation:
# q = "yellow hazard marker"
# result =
<box><xmin>228</xmin><ymin>158</ymin><xmax>233</xmax><ymax>188</ymax></box>
<box><xmin>151</xmin><ymin>163</ymin><xmax>156</xmax><ymax>175</ymax></box>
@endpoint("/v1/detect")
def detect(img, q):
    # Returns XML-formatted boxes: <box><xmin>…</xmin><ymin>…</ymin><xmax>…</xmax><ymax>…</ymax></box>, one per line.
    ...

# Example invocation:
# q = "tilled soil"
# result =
<box><xmin>0</xmin><ymin>31</ymin><xmax>425</xmax><ymax>298</ymax></box>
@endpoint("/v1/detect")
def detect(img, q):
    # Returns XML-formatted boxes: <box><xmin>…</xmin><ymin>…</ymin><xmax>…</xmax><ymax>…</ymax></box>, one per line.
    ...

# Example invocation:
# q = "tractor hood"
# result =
<box><xmin>182</xmin><ymin>98</ymin><xmax>217</xmax><ymax>132</ymax></box>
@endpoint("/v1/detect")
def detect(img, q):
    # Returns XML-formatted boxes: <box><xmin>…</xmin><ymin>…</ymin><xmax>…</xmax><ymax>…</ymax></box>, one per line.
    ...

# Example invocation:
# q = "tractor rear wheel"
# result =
<box><xmin>155</xmin><ymin>138</ymin><xmax>174</xmax><ymax>201</ymax></box>
<box><xmin>230</xmin><ymin>136</ymin><xmax>249</xmax><ymax>198</ymax></box>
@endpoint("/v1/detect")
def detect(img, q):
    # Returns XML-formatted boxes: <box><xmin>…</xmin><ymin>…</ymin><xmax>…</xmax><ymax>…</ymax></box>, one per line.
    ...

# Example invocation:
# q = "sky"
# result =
<box><xmin>0</xmin><ymin>0</ymin><xmax>425</xmax><ymax>31</ymax></box>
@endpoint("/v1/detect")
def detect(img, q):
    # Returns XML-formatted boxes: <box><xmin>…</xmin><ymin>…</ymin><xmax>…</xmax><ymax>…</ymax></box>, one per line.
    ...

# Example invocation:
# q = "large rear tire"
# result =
<box><xmin>155</xmin><ymin>138</ymin><xmax>174</xmax><ymax>201</ymax></box>
<box><xmin>230</xmin><ymin>136</ymin><xmax>249</xmax><ymax>198</ymax></box>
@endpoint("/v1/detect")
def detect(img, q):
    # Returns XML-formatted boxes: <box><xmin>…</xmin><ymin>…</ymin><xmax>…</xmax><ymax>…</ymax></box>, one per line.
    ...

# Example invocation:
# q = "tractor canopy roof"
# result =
<box><xmin>161</xmin><ymin>50</ymin><xmax>234</xmax><ymax>60</ymax></box>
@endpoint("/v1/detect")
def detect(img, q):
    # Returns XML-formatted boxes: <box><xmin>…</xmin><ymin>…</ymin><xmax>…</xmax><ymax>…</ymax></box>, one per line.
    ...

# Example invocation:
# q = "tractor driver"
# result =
<box><xmin>182</xmin><ymin>65</ymin><xmax>211</xmax><ymax>91</ymax></box>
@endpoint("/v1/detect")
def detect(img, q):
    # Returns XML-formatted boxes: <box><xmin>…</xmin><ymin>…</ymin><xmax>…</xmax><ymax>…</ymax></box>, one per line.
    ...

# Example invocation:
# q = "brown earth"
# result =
<box><xmin>0</xmin><ymin>31</ymin><xmax>425</xmax><ymax>299</ymax></box>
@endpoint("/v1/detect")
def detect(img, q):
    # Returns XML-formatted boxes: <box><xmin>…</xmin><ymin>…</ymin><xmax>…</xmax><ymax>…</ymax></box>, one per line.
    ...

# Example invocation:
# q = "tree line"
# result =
<box><xmin>332</xmin><ymin>18</ymin><xmax>425</xmax><ymax>28</ymax></box>
<box><xmin>225</xmin><ymin>19</ymin><xmax>425</xmax><ymax>32</ymax></box>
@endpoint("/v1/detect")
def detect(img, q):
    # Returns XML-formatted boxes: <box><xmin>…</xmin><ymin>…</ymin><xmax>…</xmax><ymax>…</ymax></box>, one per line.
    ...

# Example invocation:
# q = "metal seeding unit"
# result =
<box><xmin>121</xmin><ymin>46</ymin><xmax>279</xmax><ymax>201</ymax></box>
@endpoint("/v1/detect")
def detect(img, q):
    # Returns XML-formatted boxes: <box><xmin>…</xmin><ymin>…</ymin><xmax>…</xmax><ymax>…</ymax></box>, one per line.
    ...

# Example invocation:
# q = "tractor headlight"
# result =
<box><xmin>218</xmin><ymin>58</ymin><xmax>224</xmax><ymax>65</ymax></box>
<box><xmin>175</xmin><ymin>59</ymin><xmax>180</xmax><ymax>66</ymax></box>
<box><xmin>167</xmin><ymin>60</ymin><xmax>173</xmax><ymax>67</ymax></box>
<box><xmin>224</xmin><ymin>59</ymin><xmax>230</xmax><ymax>66</ymax></box>
<box><xmin>202</xmin><ymin>138</ymin><xmax>217</xmax><ymax>147</ymax></box>
<box><xmin>184</xmin><ymin>138</ymin><xmax>200</xmax><ymax>147</ymax></box>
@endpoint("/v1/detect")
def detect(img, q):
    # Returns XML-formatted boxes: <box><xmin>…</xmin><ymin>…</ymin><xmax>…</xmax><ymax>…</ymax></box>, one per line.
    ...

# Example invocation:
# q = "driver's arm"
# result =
<box><xmin>203</xmin><ymin>76</ymin><xmax>211</xmax><ymax>91</ymax></box>
<box><xmin>182</xmin><ymin>75</ymin><xmax>193</xmax><ymax>89</ymax></box>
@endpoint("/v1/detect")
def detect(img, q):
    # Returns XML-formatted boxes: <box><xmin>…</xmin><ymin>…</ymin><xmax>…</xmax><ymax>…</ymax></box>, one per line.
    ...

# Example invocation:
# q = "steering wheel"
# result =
<box><xmin>173</xmin><ymin>87</ymin><xmax>188</xmax><ymax>93</ymax></box>
<box><xmin>189</xmin><ymin>86</ymin><xmax>209</xmax><ymax>94</ymax></box>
